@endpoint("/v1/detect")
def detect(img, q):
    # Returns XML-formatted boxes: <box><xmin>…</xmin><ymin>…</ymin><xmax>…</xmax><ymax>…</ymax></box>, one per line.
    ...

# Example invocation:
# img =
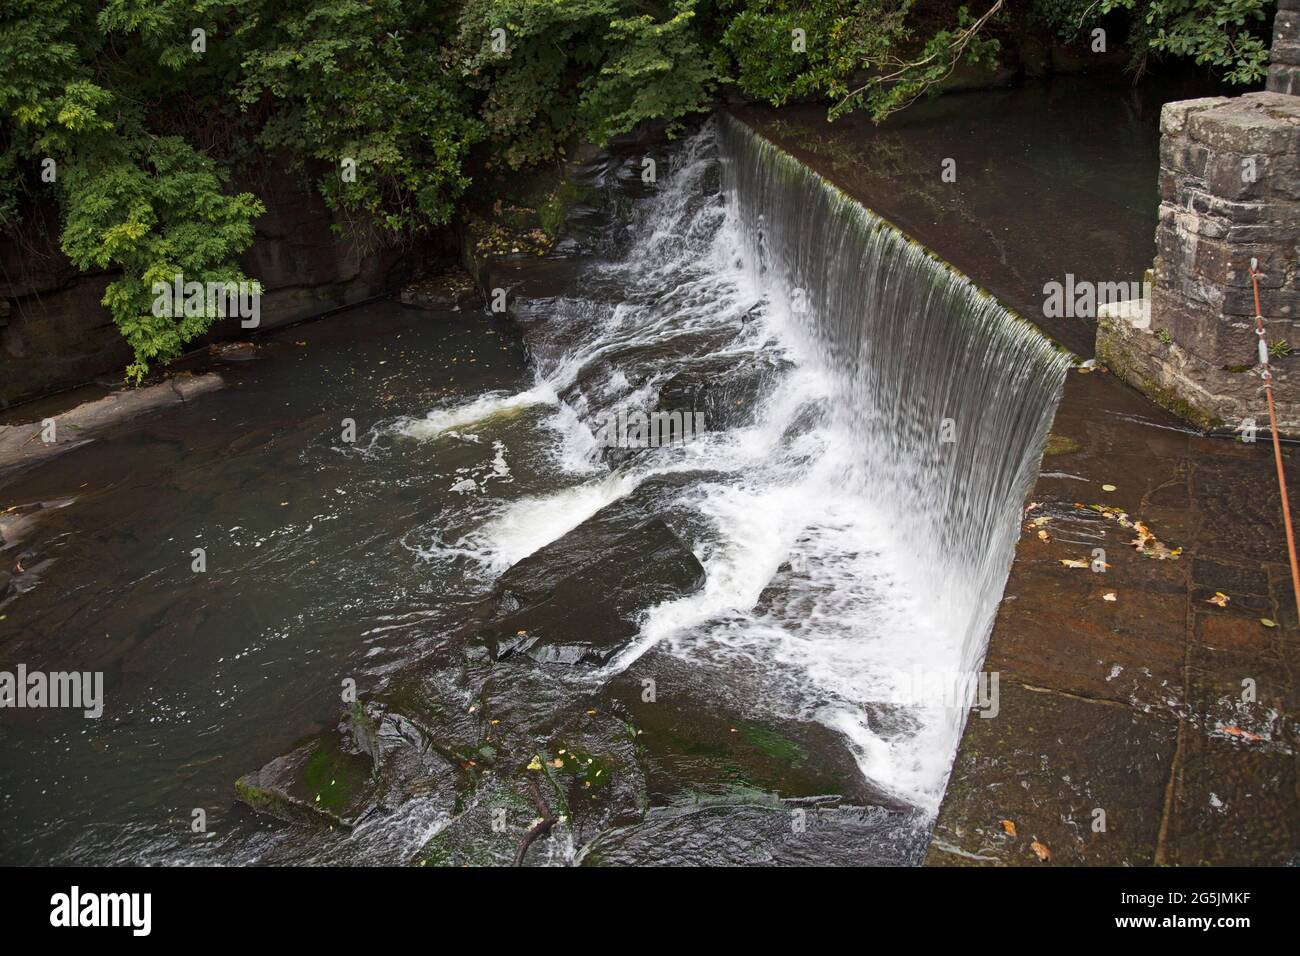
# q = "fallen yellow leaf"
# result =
<box><xmin>1000</xmin><ymin>819</ymin><xmax>1017</xmax><ymax>837</ymax></box>
<box><xmin>1206</xmin><ymin>592</ymin><xmax>1230</xmax><ymax>607</ymax></box>
<box><xmin>1031</xmin><ymin>841</ymin><xmax>1051</xmax><ymax>861</ymax></box>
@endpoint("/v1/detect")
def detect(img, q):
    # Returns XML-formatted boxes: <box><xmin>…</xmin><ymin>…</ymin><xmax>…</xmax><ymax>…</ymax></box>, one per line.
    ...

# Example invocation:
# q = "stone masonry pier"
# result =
<box><xmin>1098</xmin><ymin>2</ymin><xmax>1300</xmax><ymax>434</ymax></box>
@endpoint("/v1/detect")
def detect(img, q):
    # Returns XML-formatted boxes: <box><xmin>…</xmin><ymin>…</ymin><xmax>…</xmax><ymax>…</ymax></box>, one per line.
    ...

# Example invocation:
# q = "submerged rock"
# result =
<box><xmin>235</xmin><ymin>495</ymin><xmax>704</xmax><ymax>860</ymax></box>
<box><xmin>578</xmin><ymin>801</ymin><xmax>927</xmax><ymax>866</ymax></box>
<box><xmin>0</xmin><ymin>373</ymin><xmax>223</xmax><ymax>477</ymax></box>
<box><xmin>398</xmin><ymin>266</ymin><xmax>482</xmax><ymax>312</ymax></box>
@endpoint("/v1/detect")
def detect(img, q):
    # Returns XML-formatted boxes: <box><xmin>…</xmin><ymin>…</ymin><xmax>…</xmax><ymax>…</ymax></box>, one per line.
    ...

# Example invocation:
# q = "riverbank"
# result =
<box><xmin>734</xmin><ymin>80</ymin><xmax>1300</xmax><ymax>865</ymax></box>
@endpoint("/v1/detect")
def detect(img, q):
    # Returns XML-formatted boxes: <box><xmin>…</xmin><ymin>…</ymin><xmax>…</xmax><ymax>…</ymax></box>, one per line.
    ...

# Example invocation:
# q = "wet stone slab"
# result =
<box><xmin>926</xmin><ymin>680</ymin><xmax>1178</xmax><ymax>867</ymax></box>
<box><xmin>926</xmin><ymin>370</ymin><xmax>1300</xmax><ymax>866</ymax></box>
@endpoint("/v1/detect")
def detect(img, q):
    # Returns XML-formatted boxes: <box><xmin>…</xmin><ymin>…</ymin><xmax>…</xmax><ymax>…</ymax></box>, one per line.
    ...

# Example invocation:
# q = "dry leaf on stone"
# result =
<box><xmin>1221</xmin><ymin>725</ymin><xmax>1263</xmax><ymax>742</ymax></box>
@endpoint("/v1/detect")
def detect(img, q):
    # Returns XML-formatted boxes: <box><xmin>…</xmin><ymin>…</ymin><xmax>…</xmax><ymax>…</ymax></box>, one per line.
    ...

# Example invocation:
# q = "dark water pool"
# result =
<box><xmin>0</xmin><ymin>304</ymin><xmax>545</xmax><ymax>863</ymax></box>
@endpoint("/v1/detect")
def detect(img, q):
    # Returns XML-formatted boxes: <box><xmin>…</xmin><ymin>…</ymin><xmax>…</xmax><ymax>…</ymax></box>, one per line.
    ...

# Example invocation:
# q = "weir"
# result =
<box><xmin>717</xmin><ymin>114</ymin><xmax>1072</xmax><ymax>795</ymax></box>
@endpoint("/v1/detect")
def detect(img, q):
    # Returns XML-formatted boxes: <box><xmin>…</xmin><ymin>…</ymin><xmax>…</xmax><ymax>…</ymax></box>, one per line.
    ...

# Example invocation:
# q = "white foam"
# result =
<box><xmin>466</xmin><ymin>471</ymin><xmax>643</xmax><ymax>571</ymax></box>
<box><xmin>393</xmin><ymin>384</ymin><xmax>557</xmax><ymax>441</ymax></box>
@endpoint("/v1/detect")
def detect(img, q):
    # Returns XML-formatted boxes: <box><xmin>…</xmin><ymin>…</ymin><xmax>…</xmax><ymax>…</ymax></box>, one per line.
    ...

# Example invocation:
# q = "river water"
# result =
<box><xmin>1</xmin><ymin>114</ymin><xmax>1068</xmax><ymax>865</ymax></box>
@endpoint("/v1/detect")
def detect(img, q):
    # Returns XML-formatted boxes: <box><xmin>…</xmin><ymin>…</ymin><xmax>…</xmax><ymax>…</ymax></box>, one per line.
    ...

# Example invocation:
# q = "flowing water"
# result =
<box><xmin>0</xmin><ymin>115</ymin><xmax>1069</xmax><ymax>864</ymax></box>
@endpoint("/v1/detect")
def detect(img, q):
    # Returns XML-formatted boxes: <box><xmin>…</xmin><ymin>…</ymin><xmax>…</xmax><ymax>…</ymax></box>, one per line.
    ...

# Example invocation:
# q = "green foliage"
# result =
<box><xmin>60</xmin><ymin>137</ymin><xmax>264</xmax><ymax>382</ymax></box>
<box><xmin>452</xmin><ymin>0</ymin><xmax>617</xmax><ymax>167</ymax></box>
<box><xmin>1031</xmin><ymin>0</ymin><xmax>1103</xmax><ymax>41</ymax></box>
<box><xmin>240</xmin><ymin>0</ymin><xmax>482</xmax><ymax>233</ymax></box>
<box><xmin>721</xmin><ymin>0</ymin><xmax>1002</xmax><ymax>121</ymax></box>
<box><xmin>578</xmin><ymin>1</ymin><xmax>724</xmax><ymax>142</ymax></box>
<box><xmin>0</xmin><ymin>0</ymin><xmax>1279</xmax><ymax>384</ymax></box>
<box><xmin>450</xmin><ymin>0</ymin><xmax>719</xmax><ymax>165</ymax></box>
<box><xmin>1101</xmin><ymin>0</ymin><xmax>1272</xmax><ymax>83</ymax></box>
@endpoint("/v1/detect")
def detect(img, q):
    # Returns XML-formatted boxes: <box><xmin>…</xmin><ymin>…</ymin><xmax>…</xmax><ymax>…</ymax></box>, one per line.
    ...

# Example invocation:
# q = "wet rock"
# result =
<box><xmin>580</xmin><ymin>801</ymin><xmax>926</xmax><ymax>866</ymax></box>
<box><xmin>207</xmin><ymin>341</ymin><xmax>259</xmax><ymax>363</ymax></box>
<box><xmin>1042</xmin><ymin>433</ymin><xmax>1082</xmax><ymax>456</ymax></box>
<box><xmin>0</xmin><ymin>497</ymin><xmax>74</xmax><ymax>553</ymax></box>
<box><xmin>412</xmin><ymin>705</ymin><xmax>651</xmax><ymax>866</ymax></box>
<box><xmin>926</xmin><ymin>680</ymin><xmax>1177</xmax><ymax>866</ymax></box>
<box><xmin>605</xmin><ymin>651</ymin><xmax>901</xmax><ymax>810</ymax></box>
<box><xmin>398</xmin><ymin>266</ymin><xmax>482</xmax><ymax>312</ymax></box>
<box><xmin>474</xmin><ymin>518</ymin><xmax>705</xmax><ymax>666</ymax></box>
<box><xmin>0</xmin><ymin>373</ymin><xmax>223</xmax><ymax>476</ymax></box>
<box><xmin>236</xmin><ymin>687</ymin><xmax>475</xmax><ymax>833</ymax></box>
<box><xmin>414</xmin><ymin>780</ymin><xmax>539</xmax><ymax>867</ymax></box>
<box><xmin>235</xmin><ymin>731</ymin><xmax>378</xmax><ymax>830</ymax></box>
<box><xmin>656</xmin><ymin>353</ymin><xmax>791</xmax><ymax>432</ymax></box>
<box><xmin>539</xmin><ymin>707</ymin><xmax>649</xmax><ymax>843</ymax></box>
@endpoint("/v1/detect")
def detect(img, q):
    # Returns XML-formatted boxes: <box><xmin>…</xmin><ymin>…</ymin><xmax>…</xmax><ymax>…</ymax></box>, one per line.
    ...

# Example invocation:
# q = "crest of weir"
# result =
<box><xmin>718</xmin><ymin>114</ymin><xmax>1072</xmax><ymax>775</ymax></box>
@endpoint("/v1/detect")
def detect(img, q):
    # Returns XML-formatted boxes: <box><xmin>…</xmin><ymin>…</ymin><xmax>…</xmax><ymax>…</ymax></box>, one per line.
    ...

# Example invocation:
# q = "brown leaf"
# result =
<box><xmin>1000</xmin><ymin>819</ymin><xmax>1017</xmax><ymax>837</ymax></box>
<box><xmin>1030</xmin><ymin>841</ymin><xmax>1051</xmax><ymax>861</ymax></box>
<box><xmin>1221</xmin><ymin>725</ymin><xmax>1263</xmax><ymax>742</ymax></box>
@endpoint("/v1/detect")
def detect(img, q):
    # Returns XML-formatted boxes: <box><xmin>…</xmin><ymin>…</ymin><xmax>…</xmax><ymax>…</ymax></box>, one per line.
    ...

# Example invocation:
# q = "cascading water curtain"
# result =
<box><xmin>718</xmin><ymin>113</ymin><xmax>1072</xmax><ymax>753</ymax></box>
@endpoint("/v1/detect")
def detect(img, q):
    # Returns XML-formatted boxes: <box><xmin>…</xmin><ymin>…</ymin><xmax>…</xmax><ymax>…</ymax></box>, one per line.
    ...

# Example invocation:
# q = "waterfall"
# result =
<box><xmin>405</xmin><ymin>115</ymin><xmax>1071</xmax><ymax>814</ymax></box>
<box><xmin>718</xmin><ymin>112</ymin><xmax>1071</xmax><ymax>714</ymax></box>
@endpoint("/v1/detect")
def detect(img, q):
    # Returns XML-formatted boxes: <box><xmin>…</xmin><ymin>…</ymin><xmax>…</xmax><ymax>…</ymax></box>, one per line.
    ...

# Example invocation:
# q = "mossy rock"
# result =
<box><xmin>413</xmin><ymin>782</ymin><xmax>540</xmax><ymax>867</ymax></box>
<box><xmin>235</xmin><ymin>733</ymin><xmax>376</xmax><ymax>830</ymax></box>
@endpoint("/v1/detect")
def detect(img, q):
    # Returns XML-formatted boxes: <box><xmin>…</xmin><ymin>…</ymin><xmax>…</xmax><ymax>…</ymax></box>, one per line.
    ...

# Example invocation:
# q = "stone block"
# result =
<box><xmin>1269</xmin><ymin>64</ymin><xmax>1300</xmax><ymax>96</ymax></box>
<box><xmin>1221</xmin><ymin>282</ymin><xmax>1300</xmax><ymax>319</ymax></box>
<box><xmin>926</xmin><ymin>682</ymin><xmax>1176</xmax><ymax>866</ymax></box>
<box><xmin>1188</xmin><ymin>102</ymin><xmax>1300</xmax><ymax>155</ymax></box>
<box><xmin>1272</xmin><ymin>9</ymin><xmax>1300</xmax><ymax>66</ymax></box>
<box><xmin>1160</xmin><ymin>97</ymin><xmax>1233</xmax><ymax>137</ymax></box>
<box><xmin>1155</xmin><ymin>286</ymin><xmax>1256</xmax><ymax>366</ymax></box>
<box><xmin>1159</xmin><ymin>135</ymin><xmax>1209</xmax><ymax>178</ymax></box>
<box><xmin>1205</xmin><ymin>151</ymin><xmax>1272</xmax><ymax>201</ymax></box>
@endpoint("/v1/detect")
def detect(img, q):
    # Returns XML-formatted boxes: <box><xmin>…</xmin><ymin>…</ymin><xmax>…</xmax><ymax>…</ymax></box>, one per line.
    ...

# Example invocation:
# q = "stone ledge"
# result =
<box><xmin>925</xmin><ymin>681</ymin><xmax>1177</xmax><ymax>866</ymax></box>
<box><xmin>0</xmin><ymin>372</ymin><xmax>224</xmax><ymax>476</ymax></box>
<box><xmin>1098</xmin><ymin>305</ymin><xmax>1300</xmax><ymax>435</ymax></box>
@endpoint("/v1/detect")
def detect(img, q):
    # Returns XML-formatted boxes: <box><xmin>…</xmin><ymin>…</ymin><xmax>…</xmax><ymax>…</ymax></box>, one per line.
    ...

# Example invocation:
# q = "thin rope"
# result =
<box><xmin>1248</xmin><ymin>258</ymin><xmax>1300</xmax><ymax>622</ymax></box>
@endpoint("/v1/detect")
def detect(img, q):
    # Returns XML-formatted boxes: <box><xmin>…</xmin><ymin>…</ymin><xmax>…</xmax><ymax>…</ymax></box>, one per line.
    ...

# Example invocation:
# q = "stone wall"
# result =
<box><xmin>1098</xmin><ymin>14</ymin><xmax>1300</xmax><ymax>434</ymax></box>
<box><xmin>1</xmin><ymin>162</ymin><xmax>416</xmax><ymax>406</ymax></box>
<box><xmin>1270</xmin><ymin>0</ymin><xmax>1300</xmax><ymax>95</ymax></box>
